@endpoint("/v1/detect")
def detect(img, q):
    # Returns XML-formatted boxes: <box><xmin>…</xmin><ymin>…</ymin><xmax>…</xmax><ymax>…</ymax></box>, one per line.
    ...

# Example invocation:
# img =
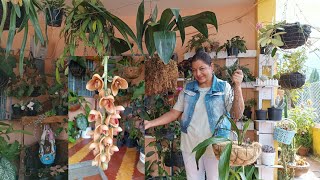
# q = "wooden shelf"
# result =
<box><xmin>20</xmin><ymin>115</ymin><xmax>67</xmax><ymax>126</ymax></box>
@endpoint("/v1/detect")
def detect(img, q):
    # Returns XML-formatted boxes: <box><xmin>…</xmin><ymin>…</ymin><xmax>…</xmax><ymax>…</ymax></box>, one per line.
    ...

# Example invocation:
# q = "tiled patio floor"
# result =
<box><xmin>68</xmin><ymin>138</ymin><xmax>144</xmax><ymax>180</ymax></box>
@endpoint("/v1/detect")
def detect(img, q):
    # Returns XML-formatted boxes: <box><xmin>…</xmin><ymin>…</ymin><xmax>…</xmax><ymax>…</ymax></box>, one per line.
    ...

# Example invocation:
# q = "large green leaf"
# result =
<box><xmin>0</xmin><ymin>1</ymin><xmax>7</xmax><ymax>38</ymax></box>
<box><xmin>218</xmin><ymin>142</ymin><xmax>232</xmax><ymax>180</ymax></box>
<box><xmin>153</xmin><ymin>31</ymin><xmax>176</xmax><ymax>64</ymax></box>
<box><xmin>145</xmin><ymin>26</ymin><xmax>156</xmax><ymax>56</ymax></box>
<box><xmin>182</xmin><ymin>11</ymin><xmax>218</xmax><ymax>36</ymax></box>
<box><xmin>5</xmin><ymin>5</ymin><xmax>16</xmax><ymax>59</ymax></box>
<box><xmin>151</xmin><ymin>5</ymin><xmax>158</xmax><ymax>22</ymax></box>
<box><xmin>19</xmin><ymin>23</ymin><xmax>28</xmax><ymax>76</ymax></box>
<box><xmin>176</xmin><ymin>15</ymin><xmax>185</xmax><ymax>45</ymax></box>
<box><xmin>110</xmin><ymin>37</ymin><xmax>133</xmax><ymax>56</ymax></box>
<box><xmin>159</xmin><ymin>8</ymin><xmax>174</xmax><ymax>31</ymax></box>
<box><xmin>28</xmin><ymin>1</ymin><xmax>45</xmax><ymax>45</ymax></box>
<box><xmin>136</xmin><ymin>1</ymin><xmax>144</xmax><ymax>52</ymax></box>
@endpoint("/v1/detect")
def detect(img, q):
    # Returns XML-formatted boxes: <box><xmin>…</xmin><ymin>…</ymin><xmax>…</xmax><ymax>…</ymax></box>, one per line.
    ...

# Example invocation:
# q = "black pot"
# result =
<box><xmin>12</xmin><ymin>105</ymin><xmax>22</xmax><ymax>119</ymax></box>
<box><xmin>279</xmin><ymin>72</ymin><xmax>306</xmax><ymax>90</ymax></box>
<box><xmin>155</xmin><ymin>129</ymin><xmax>174</xmax><ymax>141</ymax></box>
<box><xmin>26</xmin><ymin>109</ymin><xmax>37</xmax><ymax>116</ymax></box>
<box><xmin>267</xmin><ymin>107</ymin><xmax>282</xmax><ymax>121</ymax></box>
<box><xmin>255</xmin><ymin>109</ymin><xmax>267</xmax><ymax>120</ymax></box>
<box><xmin>243</xmin><ymin>108</ymin><xmax>252</xmax><ymax>120</ymax></box>
<box><xmin>164</xmin><ymin>152</ymin><xmax>174</xmax><ymax>167</ymax></box>
<box><xmin>125</xmin><ymin>137</ymin><xmax>137</xmax><ymax>148</ymax></box>
<box><xmin>30</xmin><ymin>86</ymin><xmax>42</xmax><ymax>97</ymax></box>
<box><xmin>117</xmin><ymin>138</ymin><xmax>124</xmax><ymax>148</ymax></box>
<box><xmin>55</xmin><ymin>106</ymin><xmax>68</xmax><ymax>115</ymax></box>
<box><xmin>69</xmin><ymin>60</ymin><xmax>85</xmax><ymax>77</ymax></box>
<box><xmin>46</xmin><ymin>8</ymin><xmax>64</xmax><ymax>27</ymax></box>
<box><xmin>173</xmin><ymin>151</ymin><xmax>184</xmax><ymax>167</ymax></box>
<box><xmin>0</xmin><ymin>2</ymin><xmax>25</xmax><ymax>30</ymax></box>
<box><xmin>226</xmin><ymin>47</ymin><xmax>239</xmax><ymax>57</ymax></box>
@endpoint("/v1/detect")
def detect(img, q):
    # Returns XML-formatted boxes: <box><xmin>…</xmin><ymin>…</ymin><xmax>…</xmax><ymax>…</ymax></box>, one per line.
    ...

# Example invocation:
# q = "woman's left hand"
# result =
<box><xmin>232</xmin><ymin>69</ymin><xmax>244</xmax><ymax>87</ymax></box>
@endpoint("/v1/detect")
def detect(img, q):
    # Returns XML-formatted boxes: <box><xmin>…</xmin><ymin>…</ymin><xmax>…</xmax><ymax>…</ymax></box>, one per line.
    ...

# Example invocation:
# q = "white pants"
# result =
<box><xmin>182</xmin><ymin>151</ymin><xmax>219</xmax><ymax>180</ymax></box>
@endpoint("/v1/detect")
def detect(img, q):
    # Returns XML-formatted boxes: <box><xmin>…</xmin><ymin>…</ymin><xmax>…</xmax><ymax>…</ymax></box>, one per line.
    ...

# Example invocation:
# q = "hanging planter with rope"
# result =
<box><xmin>279</xmin><ymin>72</ymin><xmax>306</xmax><ymax>89</ymax></box>
<box><xmin>278</xmin><ymin>22</ymin><xmax>312</xmax><ymax>49</ymax></box>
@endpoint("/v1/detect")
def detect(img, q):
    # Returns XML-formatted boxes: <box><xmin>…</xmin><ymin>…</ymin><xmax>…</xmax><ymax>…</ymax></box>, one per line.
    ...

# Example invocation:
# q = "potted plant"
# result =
<box><xmin>68</xmin><ymin>90</ymin><xmax>91</xmax><ymax>112</ymax></box>
<box><xmin>0</xmin><ymin>0</ymin><xmax>45</xmax><ymax>77</ymax></box>
<box><xmin>244</xmin><ymin>98</ymin><xmax>256</xmax><ymax>120</ymax></box>
<box><xmin>255</xmin><ymin>109</ymin><xmax>267</xmax><ymax>120</ymax></box>
<box><xmin>268</xmin><ymin>95</ymin><xmax>286</xmax><ymax>121</ymax></box>
<box><xmin>289</xmin><ymin>156</ymin><xmax>310</xmax><ymax>177</ymax></box>
<box><xmin>43</xmin><ymin>0</ymin><xmax>65</xmax><ymax>27</ymax></box>
<box><xmin>68</xmin><ymin>56</ymin><xmax>87</xmax><ymax>78</ymax></box>
<box><xmin>193</xmin><ymin>116</ymin><xmax>262</xmax><ymax>179</ymax></box>
<box><xmin>67</xmin><ymin>121</ymin><xmax>80</xmax><ymax>143</ymax></box>
<box><xmin>217</xmin><ymin>36</ymin><xmax>247</xmax><ymax>57</ymax></box>
<box><xmin>0</xmin><ymin>122</ymin><xmax>32</xmax><ymax>180</ymax></box>
<box><xmin>275</xmin><ymin>49</ymin><xmax>307</xmax><ymax>90</ymax></box>
<box><xmin>289</xmin><ymin>104</ymin><xmax>316</xmax><ymax>156</ymax></box>
<box><xmin>273</xmin><ymin>119</ymin><xmax>297</xmax><ymax>145</ymax></box>
<box><xmin>25</xmin><ymin>99</ymin><xmax>43</xmax><ymax>116</ymax></box>
<box><xmin>0</xmin><ymin>48</ymin><xmax>16</xmax><ymax>89</ymax></box>
<box><xmin>11</xmin><ymin>101</ymin><xmax>25</xmax><ymax>119</ymax></box>
<box><xmin>117</xmin><ymin>56</ymin><xmax>142</xmax><ymax>80</ymax></box>
<box><xmin>261</xmin><ymin>145</ymin><xmax>276</xmax><ymax>166</ymax></box>
<box><xmin>75</xmin><ymin>113</ymin><xmax>90</xmax><ymax>139</ymax></box>
<box><xmin>185</xmin><ymin>33</ymin><xmax>219</xmax><ymax>53</ymax></box>
<box><xmin>256</xmin><ymin>21</ymin><xmax>286</xmax><ymax>56</ymax></box>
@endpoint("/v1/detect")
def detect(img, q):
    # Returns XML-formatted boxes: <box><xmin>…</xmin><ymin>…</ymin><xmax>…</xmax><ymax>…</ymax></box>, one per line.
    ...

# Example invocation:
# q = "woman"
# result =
<box><xmin>144</xmin><ymin>50</ymin><xmax>244</xmax><ymax>179</ymax></box>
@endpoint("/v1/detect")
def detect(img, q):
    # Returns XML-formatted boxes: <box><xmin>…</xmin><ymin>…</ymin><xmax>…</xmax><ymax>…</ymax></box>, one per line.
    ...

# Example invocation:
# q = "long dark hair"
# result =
<box><xmin>191</xmin><ymin>49</ymin><xmax>212</xmax><ymax>66</ymax></box>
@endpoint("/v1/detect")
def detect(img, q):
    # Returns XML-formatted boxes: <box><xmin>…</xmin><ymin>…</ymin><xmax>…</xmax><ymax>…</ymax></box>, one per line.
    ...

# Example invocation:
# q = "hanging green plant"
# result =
<box><xmin>135</xmin><ymin>0</ymin><xmax>218</xmax><ymax>64</ymax></box>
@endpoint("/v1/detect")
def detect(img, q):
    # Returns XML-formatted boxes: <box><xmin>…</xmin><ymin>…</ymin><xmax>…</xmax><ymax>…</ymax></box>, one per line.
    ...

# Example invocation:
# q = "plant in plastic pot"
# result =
<box><xmin>243</xmin><ymin>98</ymin><xmax>256</xmax><ymax>120</ymax></box>
<box><xmin>43</xmin><ymin>0</ymin><xmax>65</xmax><ymax>27</ymax></box>
<box><xmin>261</xmin><ymin>145</ymin><xmax>276</xmax><ymax>166</ymax></box>
<box><xmin>255</xmin><ymin>109</ymin><xmax>267</xmax><ymax>120</ymax></box>
<box><xmin>268</xmin><ymin>95</ymin><xmax>286</xmax><ymax>121</ymax></box>
<box><xmin>217</xmin><ymin>36</ymin><xmax>247</xmax><ymax>57</ymax></box>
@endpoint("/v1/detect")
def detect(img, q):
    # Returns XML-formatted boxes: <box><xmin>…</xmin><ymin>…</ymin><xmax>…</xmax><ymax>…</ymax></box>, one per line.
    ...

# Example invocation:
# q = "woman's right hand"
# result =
<box><xmin>144</xmin><ymin>120</ymin><xmax>152</xmax><ymax>130</ymax></box>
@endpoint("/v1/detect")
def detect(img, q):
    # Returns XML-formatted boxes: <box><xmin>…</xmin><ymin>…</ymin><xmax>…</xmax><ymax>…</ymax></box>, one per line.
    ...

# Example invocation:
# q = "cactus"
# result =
<box><xmin>262</xmin><ymin>145</ymin><xmax>275</xmax><ymax>153</ymax></box>
<box><xmin>274</xmin><ymin>95</ymin><xmax>286</xmax><ymax>109</ymax></box>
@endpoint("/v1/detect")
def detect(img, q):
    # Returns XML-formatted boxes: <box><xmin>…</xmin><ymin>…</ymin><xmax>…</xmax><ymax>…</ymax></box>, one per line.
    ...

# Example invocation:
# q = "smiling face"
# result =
<box><xmin>191</xmin><ymin>59</ymin><xmax>214</xmax><ymax>88</ymax></box>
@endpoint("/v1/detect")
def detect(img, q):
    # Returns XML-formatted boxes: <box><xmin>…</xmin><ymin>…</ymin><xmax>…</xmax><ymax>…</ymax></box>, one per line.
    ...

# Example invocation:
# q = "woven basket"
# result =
<box><xmin>273</xmin><ymin>119</ymin><xmax>296</xmax><ymax>145</ymax></box>
<box><xmin>123</xmin><ymin>66</ymin><xmax>140</xmax><ymax>79</ymax></box>
<box><xmin>279</xmin><ymin>72</ymin><xmax>306</xmax><ymax>89</ymax></box>
<box><xmin>279</xmin><ymin>22</ymin><xmax>311</xmax><ymax>49</ymax></box>
<box><xmin>213</xmin><ymin>141</ymin><xmax>262</xmax><ymax>166</ymax></box>
<box><xmin>69</xmin><ymin>61</ymin><xmax>85</xmax><ymax>77</ymax></box>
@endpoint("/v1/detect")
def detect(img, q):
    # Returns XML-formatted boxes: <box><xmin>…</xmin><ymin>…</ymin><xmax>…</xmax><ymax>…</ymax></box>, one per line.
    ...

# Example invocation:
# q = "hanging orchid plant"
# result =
<box><xmin>85</xmin><ymin>56</ymin><xmax>128</xmax><ymax>170</ymax></box>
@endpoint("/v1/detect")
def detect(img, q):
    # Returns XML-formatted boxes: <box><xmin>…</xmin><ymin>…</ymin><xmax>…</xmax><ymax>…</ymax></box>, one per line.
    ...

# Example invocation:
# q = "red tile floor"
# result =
<box><xmin>68</xmin><ymin>138</ymin><xmax>144</xmax><ymax>180</ymax></box>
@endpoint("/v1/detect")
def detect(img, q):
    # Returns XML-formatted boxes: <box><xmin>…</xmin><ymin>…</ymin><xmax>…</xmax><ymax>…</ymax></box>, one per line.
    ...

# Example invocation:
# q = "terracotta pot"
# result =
<box><xmin>289</xmin><ymin>162</ymin><xmax>310</xmax><ymax>177</ymax></box>
<box><xmin>297</xmin><ymin>146</ymin><xmax>309</xmax><ymax>156</ymax></box>
<box><xmin>69</xmin><ymin>103</ymin><xmax>81</xmax><ymax>112</ymax></box>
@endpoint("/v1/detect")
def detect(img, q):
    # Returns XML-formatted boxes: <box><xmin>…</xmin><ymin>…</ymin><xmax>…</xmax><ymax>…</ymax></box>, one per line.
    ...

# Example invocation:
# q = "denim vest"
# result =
<box><xmin>180</xmin><ymin>76</ymin><xmax>231</xmax><ymax>138</ymax></box>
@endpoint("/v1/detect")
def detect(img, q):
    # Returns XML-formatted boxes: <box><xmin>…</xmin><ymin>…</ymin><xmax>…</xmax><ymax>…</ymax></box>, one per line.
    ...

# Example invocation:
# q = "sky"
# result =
<box><xmin>276</xmin><ymin>0</ymin><xmax>320</xmax><ymax>79</ymax></box>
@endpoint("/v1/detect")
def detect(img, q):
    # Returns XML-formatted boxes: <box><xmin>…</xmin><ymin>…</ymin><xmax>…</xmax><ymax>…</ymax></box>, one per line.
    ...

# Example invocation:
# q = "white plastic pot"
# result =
<box><xmin>261</xmin><ymin>152</ymin><xmax>276</xmax><ymax>166</ymax></box>
<box><xmin>81</xmin><ymin>127</ymin><xmax>92</xmax><ymax>139</ymax></box>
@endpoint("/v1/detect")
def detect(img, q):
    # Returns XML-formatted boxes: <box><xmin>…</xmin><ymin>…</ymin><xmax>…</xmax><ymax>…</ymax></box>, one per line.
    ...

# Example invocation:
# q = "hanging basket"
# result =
<box><xmin>145</xmin><ymin>57</ymin><xmax>178</xmax><ymax>96</ymax></box>
<box><xmin>123</xmin><ymin>66</ymin><xmax>141</xmax><ymax>79</ymax></box>
<box><xmin>213</xmin><ymin>141</ymin><xmax>262</xmax><ymax>166</ymax></box>
<box><xmin>273</xmin><ymin>119</ymin><xmax>296</xmax><ymax>145</ymax></box>
<box><xmin>278</xmin><ymin>22</ymin><xmax>312</xmax><ymax>49</ymax></box>
<box><xmin>69</xmin><ymin>60</ymin><xmax>85</xmax><ymax>77</ymax></box>
<box><xmin>279</xmin><ymin>72</ymin><xmax>306</xmax><ymax>89</ymax></box>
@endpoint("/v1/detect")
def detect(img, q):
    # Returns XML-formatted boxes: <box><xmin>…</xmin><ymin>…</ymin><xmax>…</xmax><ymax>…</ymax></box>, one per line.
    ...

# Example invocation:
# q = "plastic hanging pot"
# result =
<box><xmin>46</xmin><ymin>8</ymin><xmax>64</xmax><ymax>27</ymax></box>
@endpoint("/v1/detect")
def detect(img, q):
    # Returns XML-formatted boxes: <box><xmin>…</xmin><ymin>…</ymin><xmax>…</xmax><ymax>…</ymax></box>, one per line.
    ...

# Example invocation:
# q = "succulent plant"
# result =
<box><xmin>262</xmin><ymin>145</ymin><xmax>275</xmax><ymax>153</ymax></box>
<box><xmin>75</xmin><ymin>114</ymin><xmax>88</xmax><ymax>131</ymax></box>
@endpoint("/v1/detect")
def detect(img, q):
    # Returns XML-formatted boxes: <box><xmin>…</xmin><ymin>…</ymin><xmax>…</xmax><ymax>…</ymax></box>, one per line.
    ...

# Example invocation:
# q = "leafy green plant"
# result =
<box><xmin>193</xmin><ymin>115</ymin><xmax>254</xmax><ymax>180</ymax></box>
<box><xmin>244</xmin><ymin>98</ymin><xmax>256</xmax><ymax>109</ymax></box>
<box><xmin>68</xmin><ymin>120</ymin><xmax>79</xmax><ymax>143</ymax></box>
<box><xmin>289</xmin><ymin>105</ymin><xmax>316</xmax><ymax>148</ymax></box>
<box><xmin>257</xmin><ymin>21</ymin><xmax>286</xmax><ymax>56</ymax></box>
<box><xmin>75</xmin><ymin>113</ymin><xmax>88</xmax><ymax>131</ymax></box>
<box><xmin>0</xmin><ymin>0</ymin><xmax>45</xmax><ymax>76</ymax></box>
<box><xmin>135</xmin><ymin>0</ymin><xmax>218</xmax><ymax>64</ymax></box>
<box><xmin>185</xmin><ymin>33</ymin><xmax>219</xmax><ymax>53</ymax></box>
<box><xmin>274</xmin><ymin>49</ymin><xmax>307</xmax><ymax>79</ymax></box>
<box><xmin>217</xmin><ymin>36</ymin><xmax>247</xmax><ymax>55</ymax></box>
<box><xmin>43</xmin><ymin>0</ymin><xmax>64</xmax><ymax>9</ymax></box>
<box><xmin>0</xmin><ymin>122</ymin><xmax>32</xmax><ymax>179</ymax></box>
<box><xmin>68</xmin><ymin>90</ymin><xmax>91</xmax><ymax>113</ymax></box>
